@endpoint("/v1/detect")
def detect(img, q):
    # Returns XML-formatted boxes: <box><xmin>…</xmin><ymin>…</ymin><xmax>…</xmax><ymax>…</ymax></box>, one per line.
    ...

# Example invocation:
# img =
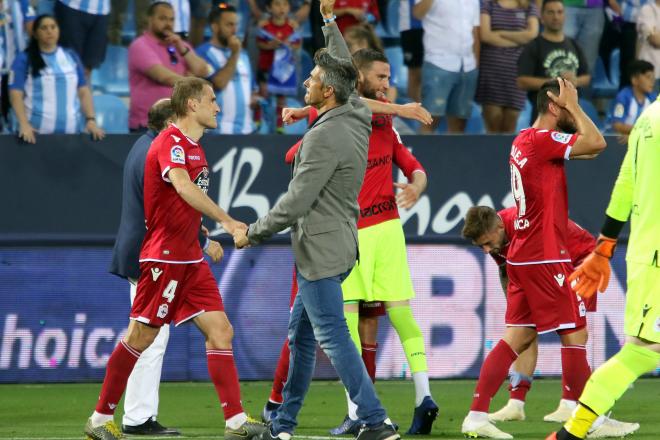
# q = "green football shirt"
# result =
<box><xmin>606</xmin><ymin>96</ymin><xmax>660</xmax><ymax>266</ymax></box>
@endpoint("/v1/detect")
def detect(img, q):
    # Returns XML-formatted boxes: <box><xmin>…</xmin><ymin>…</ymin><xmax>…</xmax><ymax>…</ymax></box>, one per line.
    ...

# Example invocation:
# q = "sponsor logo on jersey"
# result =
<box><xmin>551</xmin><ymin>132</ymin><xmax>572</xmax><ymax>144</ymax></box>
<box><xmin>171</xmin><ymin>146</ymin><xmax>185</xmax><ymax>164</ymax></box>
<box><xmin>360</xmin><ymin>200</ymin><xmax>397</xmax><ymax>218</ymax></box>
<box><xmin>554</xmin><ymin>273</ymin><xmax>565</xmax><ymax>287</ymax></box>
<box><xmin>366</xmin><ymin>155</ymin><xmax>392</xmax><ymax>170</ymax></box>
<box><xmin>151</xmin><ymin>267</ymin><xmax>163</xmax><ymax>281</ymax></box>
<box><xmin>188</xmin><ymin>155</ymin><xmax>201</xmax><ymax>161</ymax></box>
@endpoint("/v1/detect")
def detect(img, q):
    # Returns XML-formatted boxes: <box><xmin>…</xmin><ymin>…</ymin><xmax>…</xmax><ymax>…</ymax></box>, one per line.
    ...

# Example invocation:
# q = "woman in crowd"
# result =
<box><xmin>476</xmin><ymin>0</ymin><xmax>539</xmax><ymax>133</ymax></box>
<box><xmin>9</xmin><ymin>14</ymin><xmax>104</xmax><ymax>143</ymax></box>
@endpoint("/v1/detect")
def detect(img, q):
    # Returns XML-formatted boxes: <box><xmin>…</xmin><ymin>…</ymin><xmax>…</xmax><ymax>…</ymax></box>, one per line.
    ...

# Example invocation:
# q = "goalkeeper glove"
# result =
<box><xmin>568</xmin><ymin>235</ymin><xmax>617</xmax><ymax>298</ymax></box>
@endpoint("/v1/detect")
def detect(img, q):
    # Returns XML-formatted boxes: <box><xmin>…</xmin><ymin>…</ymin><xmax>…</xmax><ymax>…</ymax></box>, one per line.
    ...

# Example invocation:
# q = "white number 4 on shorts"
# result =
<box><xmin>162</xmin><ymin>280</ymin><xmax>178</xmax><ymax>303</ymax></box>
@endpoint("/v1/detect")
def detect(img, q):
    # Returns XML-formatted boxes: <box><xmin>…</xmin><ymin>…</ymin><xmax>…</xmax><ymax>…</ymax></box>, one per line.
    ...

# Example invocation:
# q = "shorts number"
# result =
<box><xmin>510</xmin><ymin>164</ymin><xmax>526</xmax><ymax>216</ymax></box>
<box><xmin>162</xmin><ymin>280</ymin><xmax>178</xmax><ymax>303</ymax></box>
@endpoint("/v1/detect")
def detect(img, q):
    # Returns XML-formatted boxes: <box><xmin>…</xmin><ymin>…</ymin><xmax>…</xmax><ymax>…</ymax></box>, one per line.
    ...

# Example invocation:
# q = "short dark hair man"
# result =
<box><xmin>517</xmin><ymin>0</ymin><xmax>590</xmax><ymax>124</ymax></box>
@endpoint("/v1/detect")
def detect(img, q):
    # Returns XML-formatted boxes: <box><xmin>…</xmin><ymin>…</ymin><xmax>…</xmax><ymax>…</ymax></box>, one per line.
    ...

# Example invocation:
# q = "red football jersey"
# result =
<box><xmin>507</xmin><ymin>128</ymin><xmax>578</xmax><ymax>264</ymax></box>
<box><xmin>140</xmin><ymin>125</ymin><xmax>210</xmax><ymax>263</ymax></box>
<box><xmin>257</xmin><ymin>19</ymin><xmax>297</xmax><ymax>71</ymax></box>
<box><xmin>285</xmin><ymin>106</ymin><xmax>425</xmax><ymax>229</ymax></box>
<box><xmin>335</xmin><ymin>0</ymin><xmax>380</xmax><ymax>34</ymax></box>
<box><xmin>491</xmin><ymin>207</ymin><xmax>596</xmax><ymax>267</ymax></box>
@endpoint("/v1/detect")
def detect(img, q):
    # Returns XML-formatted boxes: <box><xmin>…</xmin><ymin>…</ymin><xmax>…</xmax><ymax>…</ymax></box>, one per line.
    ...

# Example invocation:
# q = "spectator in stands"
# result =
<box><xmin>256</xmin><ymin>0</ymin><xmax>301</xmax><ymax>133</ymax></box>
<box><xmin>609</xmin><ymin>0</ymin><xmax>650</xmax><ymax>88</ymax></box>
<box><xmin>0</xmin><ymin>0</ymin><xmax>35</xmax><ymax>130</ymax></box>
<box><xmin>563</xmin><ymin>1</ymin><xmax>606</xmax><ymax>74</ymax></box>
<box><xmin>248</xmin><ymin>0</ymin><xmax>311</xmax><ymax>24</ymax></box>
<box><xmin>197</xmin><ymin>3</ymin><xmax>257</xmax><ymax>134</ymax></box>
<box><xmin>517</xmin><ymin>0</ymin><xmax>590</xmax><ymax>123</ymax></box>
<box><xmin>637</xmin><ymin>0</ymin><xmax>660</xmax><ymax>88</ymax></box>
<box><xmin>128</xmin><ymin>1</ymin><xmax>210</xmax><ymax>132</ymax></box>
<box><xmin>477</xmin><ymin>0</ymin><xmax>539</xmax><ymax>133</ymax></box>
<box><xmin>54</xmin><ymin>0</ymin><xmax>110</xmax><ymax>82</ymax></box>
<box><xmin>8</xmin><ymin>14</ymin><xmax>105</xmax><ymax>143</ymax></box>
<box><xmin>399</xmin><ymin>0</ymin><xmax>423</xmax><ymax>102</ymax></box>
<box><xmin>107</xmin><ymin>0</ymin><xmax>150</xmax><ymax>45</ymax></box>
<box><xmin>334</xmin><ymin>0</ymin><xmax>380</xmax><ymax>34</ymax></box>
<box><xmin>414</xmin><ymin>0</ymin><xmax>480</xmax><ymax>134</ymax></box>
<box><xmin>608</xmin><ymin>59</ymin><xmax>656</xmax><ymax>143</ymax></box>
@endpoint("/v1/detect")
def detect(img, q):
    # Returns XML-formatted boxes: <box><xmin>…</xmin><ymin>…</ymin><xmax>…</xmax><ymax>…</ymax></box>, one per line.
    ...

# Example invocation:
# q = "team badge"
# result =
<box><xmin>171</xmin><ymin>145</ymin><xmax>185</xmax><ymax>164</ymax></box>
<box><xmin>551</xmin><ymin>132</ymin><xmax>572</xmax><ymax>144</ymax></box>
<box><xmin>157</xmin><ymin>303</ymin><xmax>169</xmax><ymax>319</ymax></box>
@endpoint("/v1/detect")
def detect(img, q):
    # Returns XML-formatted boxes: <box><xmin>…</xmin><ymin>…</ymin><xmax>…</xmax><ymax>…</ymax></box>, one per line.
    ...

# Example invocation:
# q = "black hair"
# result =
<box><xmin>628</xmin><ymin>59</ymin><xmax>655</xmax><ymax>79</ymax></box>
<box><xmin>542</xmin><ymin>0</ymin><xmax>563</xmax><ymax>11</ymax></box>
<box><xmin>352</xmin><ymin>48</ymin><xmax>389</xmax><ymax>73</ymax></box>
<box><xmin>147</xmin><ymin>1</ymin><xmax>173</xmax><ymax>16</ymax></box>
<box><xmin>537</xmin><ymin>79</ymin><xmax>561</xmax><ymax>115</ymax></box>
<box><xmin>26</xmin><ymin>15</ymin><xmax>60</xmax><ymax>77</ymax></box>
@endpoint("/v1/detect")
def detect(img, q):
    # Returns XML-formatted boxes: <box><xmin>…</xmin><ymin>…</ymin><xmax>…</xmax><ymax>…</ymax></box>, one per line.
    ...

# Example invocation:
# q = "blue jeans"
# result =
<box><xmin>272</xmin><ymin>269</ymin><xmax>386</xmax><ymax>435</ymax></box>
<box><xmin>564</xmin><ymin>7</ymin><xmax>605</xmax><ymax>73</ymax></box>
<box><xmin>421</xmin><ymin>61</ymin><xmax>478</xmax><ymax>119</ymax></box>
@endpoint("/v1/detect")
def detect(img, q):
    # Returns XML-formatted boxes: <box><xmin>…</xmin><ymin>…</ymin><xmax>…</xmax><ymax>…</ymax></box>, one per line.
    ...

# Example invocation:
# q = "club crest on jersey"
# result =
<box><xmin>171</xmin><ymin>145</ymin><xmax>185</xmax><ymax>164</ymax></box>
<box><xmin>551</xmin><ymin>132</ymin><xmax>572</xmax><ymax>144</ymax></box>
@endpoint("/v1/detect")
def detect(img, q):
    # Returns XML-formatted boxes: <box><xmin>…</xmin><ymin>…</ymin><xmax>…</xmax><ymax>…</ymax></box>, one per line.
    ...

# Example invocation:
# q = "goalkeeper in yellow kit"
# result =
<box><xmin>548</xmin><ymin>99</ymin><xmax>660</xmax><ymax>440</ymax></box>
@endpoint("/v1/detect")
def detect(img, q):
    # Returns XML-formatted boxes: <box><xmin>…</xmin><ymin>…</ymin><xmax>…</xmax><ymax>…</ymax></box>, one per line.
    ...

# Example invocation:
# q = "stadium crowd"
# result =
<box><xmin>1</xmin><ymin>0</ymin><xmax>660</xmax><ymax>140</ymax></box>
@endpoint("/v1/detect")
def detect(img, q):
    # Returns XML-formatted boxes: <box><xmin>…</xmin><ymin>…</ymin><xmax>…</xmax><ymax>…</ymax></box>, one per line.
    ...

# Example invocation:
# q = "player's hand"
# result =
<box><xmin>568</xmin><ymin>235</ymin><xmax>617</xmax><ymax>298</ymax></box>
<box><xmin>201</xmin><ymin>225</ymin><xmax>210</xmax><ymax>237</ymax></box>
<box><xmin>320</xmin><ymin>0</ymin><xmax>335</xmax><ymax>18</ymax></box>
<box><xmin>547</xmin><ymin>77</ymin><xmax>578</xmax><ymax>110</ymax></box>
<box><xmin>282</xmin><ymin>106</ymin><xmax>311</xmax><ymax>124</ymax></box>
<box><xmin>228</xmin><ymin>35</ymin><xmax>242</xmax><ymax>53</ymax></box>
<box><xmin>233</xmin><ymin>230</ymin><xmax>250</xmax><ymax>249</ymax></box>
<box><xmin>394</xmin><ymin>182</ymin><xmax>422</xmax><ymax>209</ymax></box>
<box><xmin>617</xmin><ymin>133</ymin><xmax>629</xmax><ymax>145</ymax></box>
<box><xmin>222</xmin><ymin>219</ymin><xmax>247</xmax><ymax>236</ymax></box>
<box><xmin>560</xmin><ymin>70</ymin><xmax>578</xmax><ymax>86</ymax></box>
<box><xmin>205</xmin><ymin>240</ymin><xmax>224</xmax><ymax>263</ymax></box>
<box><xmin>86</xmin><ymin>120</ymin><xmax>106</xmax><ymax>141</ymax></box>
<box><xmin>395</xmin><ymin>102</ymin><xmax>433</xmax><ymax>125</ymax></box>
<box><xmin>18</xmin><ymin>122</ymin><xmax>37</xmax><ymax>144</ymax></box>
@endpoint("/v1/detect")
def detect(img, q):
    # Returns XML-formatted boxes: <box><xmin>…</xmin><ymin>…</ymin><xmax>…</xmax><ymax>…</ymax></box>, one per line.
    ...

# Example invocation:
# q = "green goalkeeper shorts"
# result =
<box><xmin>341</xmin><ymin>219</ymin><xmax>415</xmax><ymax>303</ymax></box>
<box><xmin>624</xmin><ymin>261</ymin><xmax>660</xmax><ymax>343</ymax></box>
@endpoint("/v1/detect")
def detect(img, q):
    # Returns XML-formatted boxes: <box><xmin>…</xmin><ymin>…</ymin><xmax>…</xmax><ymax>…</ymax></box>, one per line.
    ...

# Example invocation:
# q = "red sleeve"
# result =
<box><xmin>156</xmin><ymin>135</ymin><xmax>188</xmax><ymax>182</ymax></box>
<box><xmin>285</xmin><ymin>140</ymin><xmax>302</xmax><ymax>164</ymax></box>
<box><xmin>392</xmin><ymin>127</ymin><xmax>425</xmax><ymax>180</ymax></box>
<box><xmin>308</xmin><ymin>107</ymin><xmax>319</xmax><ymax>123</ymax></box>
<box><xmin>535</xmin><ymin>130</ymin><xmax>578</xmax><ymax>161</ymax></box>
<box><xmin>567</xmin><ymin>220</ymin><xmax>596</xmax><ymax>266</ymax></box>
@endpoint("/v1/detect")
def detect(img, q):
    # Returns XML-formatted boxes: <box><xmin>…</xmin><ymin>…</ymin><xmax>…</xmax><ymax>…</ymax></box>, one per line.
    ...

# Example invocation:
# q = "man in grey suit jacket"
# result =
<box><xmin>234</xmin><ymin>2</ymin><xmax>398</xmax><ymax>440</ymax></box>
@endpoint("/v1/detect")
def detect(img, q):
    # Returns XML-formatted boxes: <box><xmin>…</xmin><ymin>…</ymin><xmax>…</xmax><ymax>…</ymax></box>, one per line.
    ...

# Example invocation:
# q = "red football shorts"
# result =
<box><xmin>359</xmin><ymin>301</ymin><xmax>386</xmax><ymax>317</ymax></box>
<box><xmin>131</xmin><ymin>261</ymin><xmax>224</xmax><ymax>327</ymax></box>
<box><xmin>506</xmin><ymin>261</ymin><xmax>586</xmax><ymax>334</ymax></box>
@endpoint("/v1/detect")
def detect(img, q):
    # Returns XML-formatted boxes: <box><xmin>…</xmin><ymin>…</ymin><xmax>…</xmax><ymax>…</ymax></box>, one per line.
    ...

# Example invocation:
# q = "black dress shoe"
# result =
<box><xmin>122</xmin><ymin>419</ymin><xmax>181</xmax><ymax>436</ymax></box>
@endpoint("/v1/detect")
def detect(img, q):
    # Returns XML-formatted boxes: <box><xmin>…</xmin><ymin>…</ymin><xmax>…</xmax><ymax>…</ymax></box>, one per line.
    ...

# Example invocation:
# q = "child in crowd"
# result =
<box><xmin>256</xmin><ymin>0</ymin><xmax>301</xmax><ymax>133</ymax></box>
<box><xmin>609</xmin><ymin>59</ymin><xmax>657</xmax><ymax>144</ymax></box>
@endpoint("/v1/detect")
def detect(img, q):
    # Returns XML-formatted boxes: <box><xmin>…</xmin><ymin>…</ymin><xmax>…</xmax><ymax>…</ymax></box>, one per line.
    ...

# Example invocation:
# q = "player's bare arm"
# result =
<box><xmin>168</xmin><ymin>167</ymin><xmax>246</xmax><ymax>235</ymax></box>
<box><xmin>282</xmin><ymin>101</ymin><xmax>432</xmax><ymax>125</ymax></box>
<box><xmin>498</xmin><ymin>264</ymin><xmax>509</xmax><ymax>295</ymax></box>
<box><xmin>548</xmin><ymin>77</ymin><xmax>606</xmax><ymax>158</ymax></box>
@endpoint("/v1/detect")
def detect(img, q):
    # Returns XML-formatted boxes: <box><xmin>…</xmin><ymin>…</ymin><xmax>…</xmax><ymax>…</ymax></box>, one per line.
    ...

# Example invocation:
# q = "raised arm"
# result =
<box><xmin>321</xmin><ymin>0</ymin><xmax>352</xmax><ymax>62</ymax></box>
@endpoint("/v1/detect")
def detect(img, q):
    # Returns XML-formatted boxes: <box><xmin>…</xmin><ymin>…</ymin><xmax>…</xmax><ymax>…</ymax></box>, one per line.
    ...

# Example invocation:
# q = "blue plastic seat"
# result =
<box><xmin>93</xmin><ymin>94</ymin><xmax>129</xmax><ymax>134</ymax></box>
<box><xmin>610</xmin><ymin>48</ymin><xmax>620</xmax><ymax>89</ymax></box>
<box><xmin>465</xmin><ymin>103</ymin><xmax>485</xmax><ymax>134</ymax></box>
<box><xmin>93</xmin><ymin>45</ymin><xmax>129</xmax><ymax>96</ymax></box>
<box><xmin>386</xmin><ymin>0</ymin><xmax>400</xmax><ymax>37</ymax></box>
<box><xmin>592</xmin><ymin>55</ymin><xmax>617</xmax><ymax>98</ymax></box>
<box><xmin>516</xmin><ymin>100</ymin><xmax>532</xmax><ymax>132</ymax></box>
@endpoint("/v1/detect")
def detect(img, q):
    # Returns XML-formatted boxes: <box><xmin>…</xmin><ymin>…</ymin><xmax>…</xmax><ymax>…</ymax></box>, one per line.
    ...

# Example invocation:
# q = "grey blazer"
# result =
<box><xmin>248</xmin><ymin>24</ymin><xmax>371</xmax><ymax>281</ymax></box>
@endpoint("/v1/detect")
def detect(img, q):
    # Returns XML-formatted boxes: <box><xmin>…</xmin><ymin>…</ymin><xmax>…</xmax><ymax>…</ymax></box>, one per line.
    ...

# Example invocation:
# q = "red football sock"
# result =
<box><xmin>95</xmin><ymin>340</ymin><xmax>141</xmax><ymax>415</ymax></box>
<box><xmin>470</xmin><ymin>340</ymin><xmax>518</xmax><ymax>412</ymax></box>
<box><xmin>361</xmin><ymin>342</ymin><xmax>378</xmax><ymax>383</ymax></box>
<box><xmin>561</xmin><ymin>345</ymin><xmax>591</xmax><ymax>401</ymax></box>
<box><xmin>269</xmin><ymin>339</ymin><xmax>291</xmax><ymax>403</ymax></box>
<box><xmin>509</xmin><ymin>379</ymin><xmax>532</xmax><ymax>402</ymax></box>
<box><xmin>207</xmin><ymin>349</ymin><xmax>244</xmax><ymax>420</ymax></box>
